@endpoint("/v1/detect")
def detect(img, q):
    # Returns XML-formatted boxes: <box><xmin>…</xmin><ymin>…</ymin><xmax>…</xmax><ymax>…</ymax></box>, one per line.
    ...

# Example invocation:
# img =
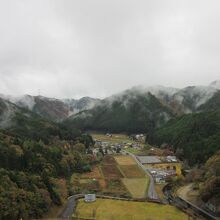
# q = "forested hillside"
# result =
<box><xmin>150</xmin><ymin>110</ymin><xmax>220</xmax><ymax>165</ymax></box>
<box><xmin>0</xmin><ymin>99</ymin><xmax>94</xmax><ymax>219</ymax></box>
<box><xmin>0</xmin><ymin>95</ymin><xmax>100</xmax><ymax>122</ymax></box>
<box><xmin>200</xmin><ymin>151</ymin><xmax>220</xmax><ymax>202</ymax></box>
<box><xmin>0</xmin><ymin>128</ymin><xmax>94</xmax><ymax>219</ymax></box>
<box><xmin>66</xmin><ymin>91</ymin><xmax>174</xmax><ymax>133</ymax></box>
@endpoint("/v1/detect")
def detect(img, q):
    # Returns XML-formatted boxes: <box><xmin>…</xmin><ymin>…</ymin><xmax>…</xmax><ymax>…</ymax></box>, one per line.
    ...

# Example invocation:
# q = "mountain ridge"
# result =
<box><xmin>0</xmin><ymin>94</ymin><xmax>100</xmax><ymax>122</ymax></box>
<box><xmin>64</xmin><ymin>81</ymin><xmax>220</xmax><ymax>133</ymax></box>
<box><xmin>0</xmin><ymin>80</ymin><xmax>219</xmax><ymax>124</ymax></box>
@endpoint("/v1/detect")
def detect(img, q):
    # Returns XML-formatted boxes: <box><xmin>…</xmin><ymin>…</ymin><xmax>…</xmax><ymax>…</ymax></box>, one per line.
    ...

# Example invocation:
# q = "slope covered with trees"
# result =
<box><xmin>200</xmin><ymin>150</ymin><xmax>220</xmax><ymax>202</ymax></box>
<box><xmin>150</xmin><ymin>110</ymin><xmax>220</xmax><ymax>165</ymax></box>
<box><xmin>66</xmin><ymin>91</ymin><xmax>174</xmax><ymax>133</ymax></box>
<box><xmin>0</xmin><ymin>98</ymin><xmax>94</xmax><ymax>219</ymax></box>
<box><xmin>0</xmin><ymin>128</ymin><xmax>94</xmax><ymax>219</ymax></box>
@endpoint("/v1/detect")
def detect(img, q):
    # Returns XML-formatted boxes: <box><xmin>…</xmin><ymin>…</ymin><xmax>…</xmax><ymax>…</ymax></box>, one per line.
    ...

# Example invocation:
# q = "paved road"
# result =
<box><xmin>59</xmin><ymin>194</ymin><xmax>84</xmax><ymax>219</ymax></box>
<box><xmin>122</xmin><ymin>151</ymin><xmax>159</xmax><ymax>200</ymax></box>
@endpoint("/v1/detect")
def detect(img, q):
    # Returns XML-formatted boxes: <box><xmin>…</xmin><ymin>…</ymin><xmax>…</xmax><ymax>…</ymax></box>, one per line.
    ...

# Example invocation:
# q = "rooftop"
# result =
<box><xmin>137</xmin><ymin>156</ymin><xmax>179</xmax><ymax>164</ymax></box>
<box><xmin>137</xmin><ymin>156</ymin><xmax>161</xmax><ymax>164</ymax></box>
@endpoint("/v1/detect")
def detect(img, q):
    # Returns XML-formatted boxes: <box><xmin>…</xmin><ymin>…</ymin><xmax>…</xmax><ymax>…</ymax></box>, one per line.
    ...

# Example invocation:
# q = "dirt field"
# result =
<box><xmin>81</xmin><ymin>166</ymin><xmax>102</xmax><ymax>179</ymax></box>
<box><xmin>98</xmin><ymin>179</ymin><xmax>107</xmax><ymax>189</ymax></box>
<box><xmin>102</xmin><ymin>155</ymin><xmax>116</xmax><ymax>165</ymax></box>
<box><xmin>119</xmin><ymin>165</ymin><xmax>145</xmax><ymax>178</ymax></box>
<box><xmin>75</xmin><ymin>198</ymin><xmax>188</xmax><ymax>220</ymax></box>
<box><xmin>105</xmin><ymin>179</ymin><xmax>128</xmax><ymax>195</ymax></box>
<box><xmin>114</xmin><ymin>155</ymin><xmax>136</xmax><ymax>165</ymax></box>
<box><xmin>101</xmin><ymin>164</ymin><xmax>123</xmax><ymax>179</ymax></box>
<box><xmin>122</xmin><ymin>178</ymin><xmax>149</xmax><ymax>198</ymax></box>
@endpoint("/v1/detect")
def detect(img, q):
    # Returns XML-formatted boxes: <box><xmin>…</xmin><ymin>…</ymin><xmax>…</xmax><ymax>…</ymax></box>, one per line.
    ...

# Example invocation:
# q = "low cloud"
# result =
<box><xmin>0</xmin><ymin>0</ymin><xmax>220</xmax><ymax>98</ymax></box>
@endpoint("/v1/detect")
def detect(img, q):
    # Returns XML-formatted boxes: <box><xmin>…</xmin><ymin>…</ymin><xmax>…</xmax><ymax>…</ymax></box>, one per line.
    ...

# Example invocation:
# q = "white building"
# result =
<box><xmin>84</xmin><ymin>194</ymin><xmax>96</xmax><ymax>202</ymax></box>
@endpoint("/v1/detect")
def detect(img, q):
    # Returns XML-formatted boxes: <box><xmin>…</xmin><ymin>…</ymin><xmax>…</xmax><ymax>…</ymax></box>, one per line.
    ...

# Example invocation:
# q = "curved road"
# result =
<box><xmin>122</xmin><ymin>150</ymin><xmax>159</xmax><ymax>200</ymax></box>
<box><xmin>59</xmin><ymin>194</ymin><xmax>84</xmax><ymax>219</ymax></box>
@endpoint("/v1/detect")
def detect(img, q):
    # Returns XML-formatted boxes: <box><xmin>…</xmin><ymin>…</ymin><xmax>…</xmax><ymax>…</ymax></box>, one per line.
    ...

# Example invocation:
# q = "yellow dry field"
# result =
<box><xmin>114</xmin><ymin>155</ymin><xmax>136</xmax><ymax>165</ymax></box>
<box><xmin>74</xmin><ymin>198</ymin><xmax>188</xmax><ymax>220</ymax></box>
<box><xmin>119</xmin><ymin>165</ymin><xmax>145</xmax><ymax>178</ymax></box>
<box><xmin>122</xmin><ymin>178</ymin><xmax>148</xmax><ymax>198</ymax></box>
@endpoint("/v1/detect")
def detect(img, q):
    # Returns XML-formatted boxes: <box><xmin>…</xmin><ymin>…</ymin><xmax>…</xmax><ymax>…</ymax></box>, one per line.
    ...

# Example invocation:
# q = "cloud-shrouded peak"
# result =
<box><xmin>210</xmin><ymin>80</ymin><xmax>220</xmax><ymax>89</ymax></box>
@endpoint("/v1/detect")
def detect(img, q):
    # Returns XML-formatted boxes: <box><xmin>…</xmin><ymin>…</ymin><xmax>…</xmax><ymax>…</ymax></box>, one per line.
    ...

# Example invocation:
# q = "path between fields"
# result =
<box><xmin>122</xmin><ymin>150</ymin><xmax>159</xmax><ymax>200</ymax></box>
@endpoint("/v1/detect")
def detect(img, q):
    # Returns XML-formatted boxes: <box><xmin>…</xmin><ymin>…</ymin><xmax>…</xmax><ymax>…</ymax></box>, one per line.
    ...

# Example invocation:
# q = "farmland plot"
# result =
<box><xmin>101</xmin><ymin>164</ymin><xmax>123</xmax><ymax>179</ymax></box>
<box><xmin>81</xmin><ymin>166</ymin><xmax>102</xmax><ymax>179</ymax></box>
<box><xmin>104</xmin><ymin>179</ymin><xmax>128</xmax><ymax>196</ymax></box>
<box><xmin>102</xmin><ymin>155</ymin><xmax>116</xmax><ymax>165</ymax></box>
<box><xmin>119</xmin><ymin>165</ymin><xmax>145</xmax><ymax>178</ymax></box>
<box><xmin>114</xmin><ymin>155</ymin><xmax>136</xmax><ymax>165</ymax></box>
<box><xmin>122</xmin><ymin>178</ymin><xmax>149</xmax><ymax>198</ymax></box>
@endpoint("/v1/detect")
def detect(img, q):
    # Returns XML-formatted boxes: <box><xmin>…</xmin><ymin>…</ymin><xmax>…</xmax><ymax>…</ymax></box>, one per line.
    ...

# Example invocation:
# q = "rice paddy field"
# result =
<box><xmin>74</xmin><ymin>198</ymin><xmax>188</xmax><ymax>220</ymax></box>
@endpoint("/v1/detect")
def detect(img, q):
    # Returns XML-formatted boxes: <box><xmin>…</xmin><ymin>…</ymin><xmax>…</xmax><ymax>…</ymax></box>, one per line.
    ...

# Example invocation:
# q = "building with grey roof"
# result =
<box><xmin>136</xmin><ymin>156</ymin><xmax>161</xmax><ymax>164</ymax></box>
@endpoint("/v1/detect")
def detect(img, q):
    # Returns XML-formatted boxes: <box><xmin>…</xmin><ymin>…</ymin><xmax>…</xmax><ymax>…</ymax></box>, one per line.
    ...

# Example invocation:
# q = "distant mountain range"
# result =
<box><xmin>0</xmin><ymin>80</ymin><xmax>219</xmax><ymax>132</ymax></box>
<box><xmin>0</xmin><ymin>96</ymin><xmax>60</xmax><ymax>140</ymax></box>
<box><xmin>65</xmin><ymin>80</ymin><xmax>220</xmax><ymax>133</ymax></box>
<box><xmin>0</xmin><ymin>94</ymin><xmax>100</xmax><ymax>122</ymax></box>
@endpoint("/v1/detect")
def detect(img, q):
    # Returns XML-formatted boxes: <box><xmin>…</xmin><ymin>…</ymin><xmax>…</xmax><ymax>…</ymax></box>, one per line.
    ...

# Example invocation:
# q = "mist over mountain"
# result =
<box><xmin>209</xmin><ymin>80</ymin><xmax>220</xmax><ymax>89</ymax></box>
<box><xmin>0</xmin><ymin>80</ymin><xmax>219</xmax><ymax>127</ymax></box>
<box><xmin>0</xmin><ymin>97</ymin><xmax>19</xmax><ymax>129</ymax></box>
<box><xmin>0</xmin><ymin>94</ymin><xmax>100</xmax><ymax>122</ymax></box>
<box><xmin>64</xmin><ymin>81</ymin><xmax>219</xmax><ymax>133</ymax></box>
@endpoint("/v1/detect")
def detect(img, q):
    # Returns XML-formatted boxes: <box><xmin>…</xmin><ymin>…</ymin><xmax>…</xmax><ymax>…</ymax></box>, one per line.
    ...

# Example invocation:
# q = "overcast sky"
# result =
<box><xmin>0</xmin><ymin>0</ymin><xmax>220</xmax><ymax>98</ymax></box>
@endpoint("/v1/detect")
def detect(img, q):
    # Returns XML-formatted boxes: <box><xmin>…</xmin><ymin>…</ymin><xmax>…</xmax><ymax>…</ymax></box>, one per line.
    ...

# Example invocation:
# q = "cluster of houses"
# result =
<box><xmin>93</xmin><ymin>133</ymin><xmax>182</xmax><ymax>184</ymax></box>
<box><xmin>136</xmin><ymin>155</ymin><xmax>182</xmax><ymax>183</ymax></box>
<box><xmin>131</xmin><ymin>134</ymin><xmax>146</xmax><ymax>143</ymax></box>
<box><xmin>93</xmin><ymin>134</ymin><xmax>145</xmax><ymax>156</ymax></box>
<box><xmin>93</xmin><ymin>140</ymin><xmax>122</xmax><ymax>155</ymax></box>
